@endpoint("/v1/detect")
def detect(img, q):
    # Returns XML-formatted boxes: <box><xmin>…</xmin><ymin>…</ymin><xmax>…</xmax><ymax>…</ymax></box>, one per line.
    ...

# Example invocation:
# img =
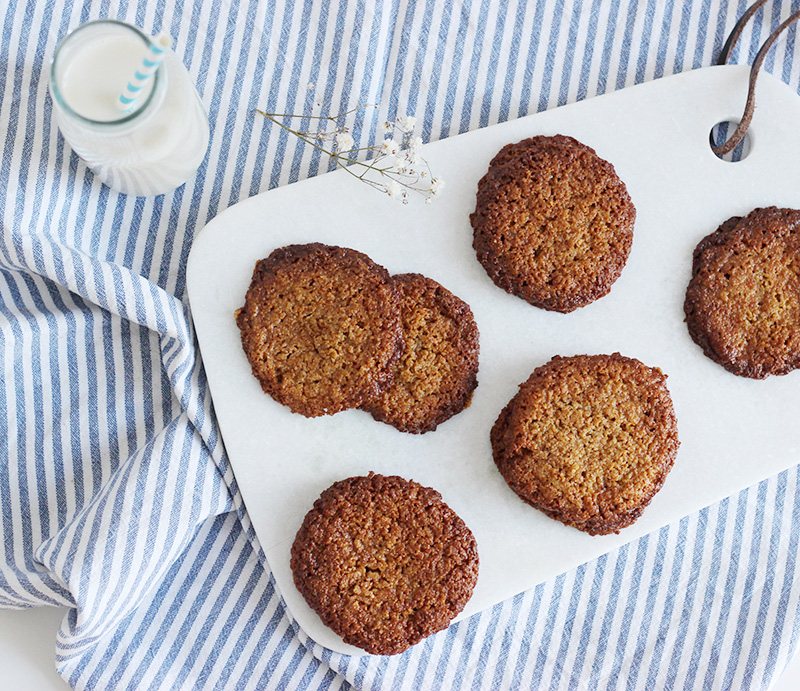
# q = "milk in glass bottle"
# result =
<box><xmin>49</xmin><ymin>19</ymin><xmax>210</xmax><ymax>197</ymax></box>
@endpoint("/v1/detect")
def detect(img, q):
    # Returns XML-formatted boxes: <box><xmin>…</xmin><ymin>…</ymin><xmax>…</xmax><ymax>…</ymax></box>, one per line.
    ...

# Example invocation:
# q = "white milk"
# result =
<box><xmin>49</xmin><ymin>20</ymin><xmax>210</xmax><ymax>197</ymax></box>
<box><xmin>59</xmin><ymin>31</ymin><xmax>156</xmax><ymax>121</ymax></box>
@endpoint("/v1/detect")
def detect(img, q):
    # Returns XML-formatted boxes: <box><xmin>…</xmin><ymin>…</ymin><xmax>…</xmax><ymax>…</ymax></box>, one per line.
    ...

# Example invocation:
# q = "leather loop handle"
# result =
<box><xmin>713</xmin><ymin>0</ymin><xmax>800</xmax><ymax>156</ymax></box>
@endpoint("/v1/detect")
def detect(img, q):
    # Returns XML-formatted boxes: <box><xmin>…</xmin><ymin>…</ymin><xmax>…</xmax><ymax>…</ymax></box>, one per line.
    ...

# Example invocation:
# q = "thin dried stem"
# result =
<box><xmin>256</xmin><ymin>105</ymin><xmax>443</xmax><ymax>204</ymax></box>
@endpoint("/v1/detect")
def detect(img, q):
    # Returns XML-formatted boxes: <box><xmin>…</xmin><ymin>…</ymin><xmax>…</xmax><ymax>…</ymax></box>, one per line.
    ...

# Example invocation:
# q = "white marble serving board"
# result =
<box><xmin>186</xmin><ymin>65</ymin><xmax>800</xmax><ymax>656</ymax></box>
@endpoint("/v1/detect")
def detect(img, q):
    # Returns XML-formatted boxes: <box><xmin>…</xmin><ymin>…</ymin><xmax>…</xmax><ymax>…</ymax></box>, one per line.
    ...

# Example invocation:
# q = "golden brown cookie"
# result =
<box><xmin>470</xmin><ymin>135</ymin><xmax>636</xmax><ymax>313</ymax></box>
<box><xmin>361</xmin><ymin>273</ymin><xmax>480</xmax><ymax>434</ymax></box>
<box><xmin>290</xmin><ymin>473</ymin><xmax>479</xmax><ymax>655</ymax></box>
<box><xmin>235</xmin><ymin>243</ymin><xmax>404</xmax><ymax>417</ymax></box>
<box><xmin>492</xmin><ymin>354</ymin><xmax>679</xmax><ymax>535</ymax></box>
<box><xmin>684</xmin><ymin>207</ymin><xmax>800</xmax><ymax>379</ymax></box>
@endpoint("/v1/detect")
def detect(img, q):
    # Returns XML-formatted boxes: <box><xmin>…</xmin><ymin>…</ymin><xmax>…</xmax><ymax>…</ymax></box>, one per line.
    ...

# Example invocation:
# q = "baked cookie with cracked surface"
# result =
<box><xmin>290</xmin><ymin>473</ymin><xmax>479</xmax><ymax>655</ymax></box>
<box><xmin>684</xmin><ymin>206</ymin><xmax>800</xmax><ymax>379</ymax></box>
<box><xmin>470</xmin><ymin>135</ymin><xmax>636</xmax><ymax>313</ymax></box>
<box><xmin>362</xmin><ymin>273</ymin><xmax>480</xmax><ymax>434</ymax></box>
<box><xmin>492</xmin><ymin>353</ymin><xmax>679</xmax><ymax>536</ymax></box>
<box><xmin>235</xmin><ymin>243</ymin><xmax>404</xmax><ymax>417</ymax></box>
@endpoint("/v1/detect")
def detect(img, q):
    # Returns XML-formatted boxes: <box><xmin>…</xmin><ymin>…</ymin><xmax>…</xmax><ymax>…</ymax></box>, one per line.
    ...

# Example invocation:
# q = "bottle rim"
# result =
<box><xmin>49</xmin><ymin>19</ymin><xmax>162</xmax><ymax>128</ymax></box>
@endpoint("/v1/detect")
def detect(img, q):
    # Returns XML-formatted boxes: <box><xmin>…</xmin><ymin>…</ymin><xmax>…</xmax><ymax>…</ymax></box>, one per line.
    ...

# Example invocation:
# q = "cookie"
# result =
<box><xmin>290</xmin><ymin>473</ymin><xmax>479</xmax><ymax>655</ymax></box>
<box><xmin>361</xmin><ymin>273</ymin><xmax>480</xmax><ymax>433</ymax></box>
<box><xmin>684</xmin><ymin>207</ymin><xmax>800</xmax><ymax>379</ymax></box>
<box><xmin>235</xmin><ymin>243</ymin><xmax>404</xmax><ymax>417</ymax></box>
<box><xmin>470</xmin><ymin>135</ymin><xmax>636</xmax><ymax>313</ymax></box>
<box><xmin>492</xmin><ymin>354</ymin><xmax>679</xmax><ymax>535</ymax></box>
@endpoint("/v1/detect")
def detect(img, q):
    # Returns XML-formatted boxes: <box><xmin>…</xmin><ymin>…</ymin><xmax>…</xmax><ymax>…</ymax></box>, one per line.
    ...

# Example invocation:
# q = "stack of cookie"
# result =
<box><xmin>235</xmin><ymin>243</ymin><xmax>479</xmax><ymax>432</ymax></box>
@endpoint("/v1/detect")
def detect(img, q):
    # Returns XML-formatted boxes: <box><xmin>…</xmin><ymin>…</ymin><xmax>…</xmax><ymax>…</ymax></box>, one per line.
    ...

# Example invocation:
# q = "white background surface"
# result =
<box><xmin>0</xmin><ymin>607</ymin><xmax>67</xmax><ymax>690</ymax></box>
<box><xmin>1</xmin><ymin>605</ymin><xmax>799</xmax><ymax>690</ymax></box>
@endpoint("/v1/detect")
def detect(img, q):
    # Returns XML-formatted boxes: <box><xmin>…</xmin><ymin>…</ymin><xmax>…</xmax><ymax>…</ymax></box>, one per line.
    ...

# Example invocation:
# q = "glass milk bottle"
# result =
<box><xmin>49</xmin><ymin>19</ymin><xmax>210</xmax><ymax>197</ymax></box>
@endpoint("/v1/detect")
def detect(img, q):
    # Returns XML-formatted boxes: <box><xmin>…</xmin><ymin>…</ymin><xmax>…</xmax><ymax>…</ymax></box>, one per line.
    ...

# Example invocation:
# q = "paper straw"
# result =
<box><xmin>116</xmin><ymin>32</ymin><xmax>173</xmax><ymax>112</ymax></box>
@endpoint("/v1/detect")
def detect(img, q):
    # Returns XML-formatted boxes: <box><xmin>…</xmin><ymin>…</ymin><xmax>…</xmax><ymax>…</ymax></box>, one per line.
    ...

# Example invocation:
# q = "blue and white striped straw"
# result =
<box><xmin>116</xmin><ymin>32</ymin><xmax>172</xmax><ymax>111</ymax></box>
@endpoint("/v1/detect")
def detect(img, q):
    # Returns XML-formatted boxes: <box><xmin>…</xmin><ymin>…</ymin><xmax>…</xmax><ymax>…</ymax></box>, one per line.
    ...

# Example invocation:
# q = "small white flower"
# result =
<box><xmin>380</xmin><ymin>138</ymin><xmax>400</xmax><ymax>156</ymax></box>
<box><xmin>396</xmin><ymin>115</ymin><xmax>416</xmax><ymax>131</ymax></box>
<box><xmin>408</xmin><ymin>135</ymin><xmax>423</xmax><ymax>152</ymax></box>
<box><xmin>335</xmin><ymin>132</ymin><xmax>355</xmax><ymax>151</ymax></box>
<box><xmin>307</xmin><ymin>82</ymin><xmax>315</xmax><ymax>90</ymax></box>
<box><xmin>385</xmin><ymin>179</ymin><xmax>403</xmax><ymax>199</ymax></box>
<box><xmin>403</xmin><ymin>148</ymin><xmax>421</xmax><ymax>166</ymax></box>
<box><xmin>381</xmin><ymin>120</ymin><xmax>393</xmax><ymax>133</ymax></box>
<box><xmin>430</xmin><ymin>177</ymin><xmax>445</xmax><ymax>195</ymax></box>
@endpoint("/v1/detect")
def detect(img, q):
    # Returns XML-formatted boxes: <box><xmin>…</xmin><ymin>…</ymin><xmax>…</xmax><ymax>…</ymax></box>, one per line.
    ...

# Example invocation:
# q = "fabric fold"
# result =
<box><xmin>2</xmin><ymin>226</ymin><xmax>234</xmax><ymax>648</ymax></box>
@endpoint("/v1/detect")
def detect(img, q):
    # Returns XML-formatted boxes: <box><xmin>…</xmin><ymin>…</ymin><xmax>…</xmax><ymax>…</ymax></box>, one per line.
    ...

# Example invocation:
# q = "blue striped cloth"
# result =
<box><xmin>3</xmin><ymin>0</ymin><xmax>800</xmax><ymax>688</ymax></box>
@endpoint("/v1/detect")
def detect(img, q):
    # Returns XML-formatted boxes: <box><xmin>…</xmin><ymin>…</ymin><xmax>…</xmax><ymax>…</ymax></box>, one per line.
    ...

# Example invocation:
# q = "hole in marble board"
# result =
<box><xmin>709</xmin><ymin>121</ymin><xmax>752</xmax><ymax>162</ymax></box>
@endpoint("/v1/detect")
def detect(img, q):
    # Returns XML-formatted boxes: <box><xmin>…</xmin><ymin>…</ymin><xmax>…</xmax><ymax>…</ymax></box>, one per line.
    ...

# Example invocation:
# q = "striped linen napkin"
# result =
<box><xmin>3</xmin><ymin>0</ymin><xmax>800</xmax><ymax>688</ymax></box>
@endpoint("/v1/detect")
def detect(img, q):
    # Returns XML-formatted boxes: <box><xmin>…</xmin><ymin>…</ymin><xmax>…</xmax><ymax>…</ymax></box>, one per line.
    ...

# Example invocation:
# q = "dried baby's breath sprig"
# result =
<box><xmin>256</xmin><ymin>103</ymin><xmax>443</xmax><ymax>204</ymax></box>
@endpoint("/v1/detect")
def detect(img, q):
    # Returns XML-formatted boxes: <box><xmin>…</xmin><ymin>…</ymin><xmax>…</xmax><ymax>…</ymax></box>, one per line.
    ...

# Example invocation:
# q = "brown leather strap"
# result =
<box><xmin>716</xmin><ymin>0</ymin><xmax>769</xmax><ymax>67</ymax></box>
<box><xmin>713</xmin><ymin>1</ymin><xmax>800</xmax><ymax>156</ymax></box>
